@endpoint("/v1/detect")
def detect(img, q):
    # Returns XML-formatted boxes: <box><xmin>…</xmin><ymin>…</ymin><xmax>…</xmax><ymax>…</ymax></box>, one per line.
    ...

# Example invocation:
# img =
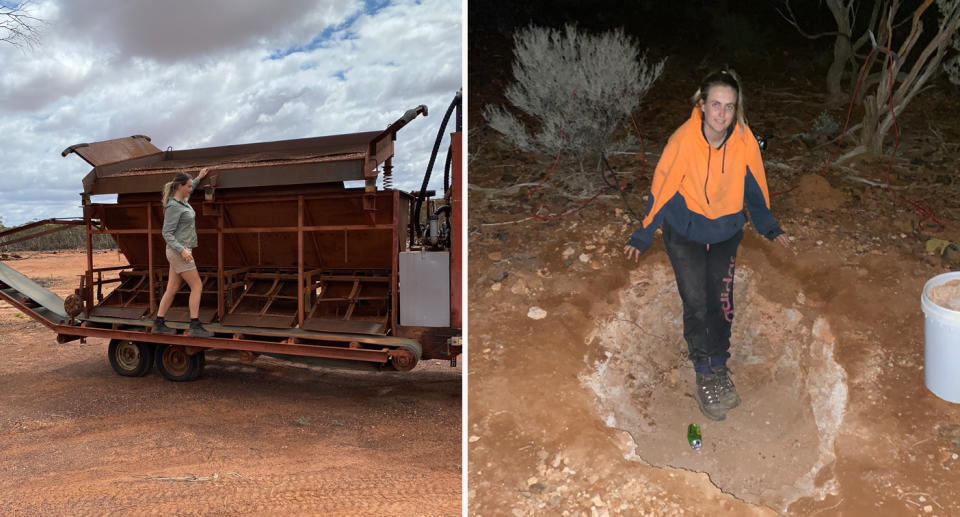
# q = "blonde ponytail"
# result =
<box><xmin>161</xmin><ymin>181</ymin><xmax>177</xmax><ymax>206</ymax></box>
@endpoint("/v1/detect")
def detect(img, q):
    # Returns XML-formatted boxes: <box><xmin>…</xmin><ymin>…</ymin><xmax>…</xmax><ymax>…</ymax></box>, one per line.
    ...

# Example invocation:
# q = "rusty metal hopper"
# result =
<box><xmin>71</xmin><ymin>125</ymin><xmax>414</xmax><ymax>338</ymax></box>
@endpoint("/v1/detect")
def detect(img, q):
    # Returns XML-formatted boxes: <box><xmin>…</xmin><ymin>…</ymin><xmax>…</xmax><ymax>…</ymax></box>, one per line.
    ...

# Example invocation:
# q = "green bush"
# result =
<box><xmin>0</xmin><ymin>223</ymin><xmax>117</xmax><ymax>252</ymax></box>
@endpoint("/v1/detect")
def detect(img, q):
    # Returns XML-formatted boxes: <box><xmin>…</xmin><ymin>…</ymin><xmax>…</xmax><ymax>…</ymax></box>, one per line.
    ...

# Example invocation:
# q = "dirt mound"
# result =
<box><xmin>791</xmin><ymin>174</ymin><xmax>848</xmax><ymax>211</ymax></box>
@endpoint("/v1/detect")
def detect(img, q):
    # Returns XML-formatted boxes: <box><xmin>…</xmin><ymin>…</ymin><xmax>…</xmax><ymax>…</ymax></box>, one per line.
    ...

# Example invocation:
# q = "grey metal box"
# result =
<box><xmin>399</xmin><ymin>251</ymin><xmax>450</xmax><ymax>327</ymax></box>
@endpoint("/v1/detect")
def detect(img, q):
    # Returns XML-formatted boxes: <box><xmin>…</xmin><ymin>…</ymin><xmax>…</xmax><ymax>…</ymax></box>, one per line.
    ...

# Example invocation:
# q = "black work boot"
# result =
<box><xmin>153</xmin><ymin>317</ymin><xmax>177</xmax><ymax>335</ymax></box>
<box><xmin>712</xmin><ymin>365</ymin><xmax>741</xmax><ymax>411</ymax></box>
<box><xmin>693</xmin><ymin>372</ymin><xmax>727</xmax><ymax>421</ymax></box>
<box><xmin>188</xmin><ymin>318</ymin><xmax>214</xmax><ymax>338</ymax></box>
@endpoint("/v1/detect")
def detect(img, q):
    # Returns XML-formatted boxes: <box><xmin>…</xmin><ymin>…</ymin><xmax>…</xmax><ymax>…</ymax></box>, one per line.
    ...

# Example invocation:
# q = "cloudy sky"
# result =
<box><xmin>0</xmin><ymin>0</ymin><xmax>462</xmax><ymax>226</ymax></box>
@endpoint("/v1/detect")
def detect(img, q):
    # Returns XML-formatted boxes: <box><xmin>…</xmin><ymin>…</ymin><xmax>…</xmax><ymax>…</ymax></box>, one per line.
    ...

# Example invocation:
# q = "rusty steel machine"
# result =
<box><xmin>0</xmin><ymin>92</ymin><xmax>462</xmax><ymax>381</ymax></box>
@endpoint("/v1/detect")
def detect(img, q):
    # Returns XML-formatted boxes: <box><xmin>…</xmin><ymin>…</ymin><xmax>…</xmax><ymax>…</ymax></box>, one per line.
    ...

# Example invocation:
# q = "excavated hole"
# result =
<box><xmin>583</xmin><ymin>263</ymin><xmax>848</xmax><ymax>513</ymax></box>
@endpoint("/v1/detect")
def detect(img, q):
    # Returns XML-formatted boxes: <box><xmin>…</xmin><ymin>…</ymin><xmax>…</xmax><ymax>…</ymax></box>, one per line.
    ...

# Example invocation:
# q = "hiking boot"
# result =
<box><xmin>713</xmin><ymin>365</ymin><xmax>741</xmax><ymax>410</ymax></box>
<box><xmin>693</xmin><ymin>372</ymin><xmax>727</xmax><ymax>421</ymax></box>
<box><xmin>153</xmin><ymin>319</ymin><xmax>177</xmax><ymax>335</ymax></box>
<box><xmin>188</xmin><ymin>322</ymin><xmax>214</xmax><ymax>338</ymax></box>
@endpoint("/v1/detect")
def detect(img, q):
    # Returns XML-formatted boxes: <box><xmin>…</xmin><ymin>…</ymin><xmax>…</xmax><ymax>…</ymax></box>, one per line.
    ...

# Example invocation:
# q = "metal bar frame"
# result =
<box><xmin>87</xmin><ymin>224</ymin><xmax>394</xmax><ymax>235</ymax></box>
<box><xmin>217</xmin><ymin>206</ymin><xmax>225</xmax><ymax>319</ymax></box>
<box><xmin>297</xmin><ymin>196</ymin><xmax>304</xmax><ymax>328</ymax></box>
<box><xmin>55</xmin><ymin>324</ymin><xmax>391</xmax><ymax>363</ymax></box>
<box><xmin>147</xmin><ymin>202</ymin><xmax>155</xmax><ymax>314</ymax></box>
<box><xmin>71</xmin><ymin>184</ymin><xmax>420</xmax><ymax>358</ymax></box>
<box><xmin>84</xmin><ymin>216</ymin><xmax>94</xmax><ymax>316</ymax></box>
<box><xmin>391</xmin><ymin>189</ymin><xmax>399</xmax><ymax>334</ymax></box>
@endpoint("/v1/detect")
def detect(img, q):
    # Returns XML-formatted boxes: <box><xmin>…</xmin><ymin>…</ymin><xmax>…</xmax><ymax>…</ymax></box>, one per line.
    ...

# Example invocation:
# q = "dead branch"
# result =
<box><xmin>777</xmin><ymin>0</ymin><xmax>848</xmax><ymax>40</ymax></box>
<box><xmin>835</xmin><ymin>144</ymin><xmax>868</xmax><ymax>164</ymax></box>
<box><xmin>843</xmin><ymin>174</ymin><xmax>909</xmax><ymax>190</ymax></box>
<box><xmin>0</xmin><ymin>1</ymin><xmax>42</xmax><ymax>48</ymax></box>
<box><xmin>468</xmin><ymin>182</ymin><xmax>543</xmax><ymax>194</ymax></box>
<box><xmin>480</xmin><ymin>217</ymin><xmax>535</xmax><ymax>226</ymax></box>
<box><xmin>146</xmin><ymin>473</ymin><xmax>219</xmax><ymax>482</ymax></box>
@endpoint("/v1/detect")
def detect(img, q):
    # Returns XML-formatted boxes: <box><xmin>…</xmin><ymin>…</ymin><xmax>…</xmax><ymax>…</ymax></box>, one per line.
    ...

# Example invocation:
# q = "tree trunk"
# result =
<box><xmin>826</xmin><ymin>0</ymin><xmax>853</xmax><ymax>104</ymax></box>
<box><xmin>858</xmin><ymin>94</ymin><xmax>883</xmax><ymax>157</ymax></box>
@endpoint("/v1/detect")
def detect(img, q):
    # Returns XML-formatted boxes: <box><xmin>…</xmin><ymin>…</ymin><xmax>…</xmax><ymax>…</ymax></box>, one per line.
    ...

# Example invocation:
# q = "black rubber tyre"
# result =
<box><xmin>108</xmin><ymin>339</ymin><xmax>154</xmax><ymax>377</ymax></box>
<box><xmin>155</xmin><ymin>344</ymin><xmax>204</xmax><ymax>382</ymax></box>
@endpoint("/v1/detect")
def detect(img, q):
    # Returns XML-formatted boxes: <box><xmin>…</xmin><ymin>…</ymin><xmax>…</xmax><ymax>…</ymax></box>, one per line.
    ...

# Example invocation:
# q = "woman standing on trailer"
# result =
<box><xmin>153</xmin><ymin>168</ymin><xmax>214</xmax><ymax>337</ymax></box>
<box><xmin>624</xmin><ymin>69</ymin><xmax>790</xmax><ymax>421</ymax></box>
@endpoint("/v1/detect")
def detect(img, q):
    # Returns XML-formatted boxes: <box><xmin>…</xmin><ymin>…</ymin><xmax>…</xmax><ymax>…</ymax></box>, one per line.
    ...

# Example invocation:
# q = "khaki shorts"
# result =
<box><xmin>166</xmin><ymin>247</ymin><xmax>197</xmax><ymax>274</ymax></box>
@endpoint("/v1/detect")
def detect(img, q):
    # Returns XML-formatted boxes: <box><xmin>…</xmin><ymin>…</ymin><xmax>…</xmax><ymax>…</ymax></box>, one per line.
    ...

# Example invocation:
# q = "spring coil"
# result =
<box><xmin>383</xmin><ymin>170</ymin><xmax>393</xmax><ymax>189</ymax></box>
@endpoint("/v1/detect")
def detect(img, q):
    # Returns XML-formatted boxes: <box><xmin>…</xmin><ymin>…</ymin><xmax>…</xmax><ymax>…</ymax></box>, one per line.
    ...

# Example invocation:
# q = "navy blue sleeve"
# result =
<box><xmin>626</xmin><ymin>195</ymin><xmax>664</xmax><ymax>254</ymax></box>
<box><xmin>744</xmin><ymin>166</ymin><xmax>784</xmax><ymax>240</ymax></box>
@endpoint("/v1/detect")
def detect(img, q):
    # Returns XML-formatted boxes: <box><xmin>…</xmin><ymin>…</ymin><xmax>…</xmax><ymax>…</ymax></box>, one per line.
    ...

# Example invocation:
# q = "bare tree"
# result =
<box><xmin>1</xmin><ymin>1</ymin><xmax>42</xmax><ymax>48</ymax></box>
<box><xmin>847</xmin><ymin>0</ymin><xmax>960</xmax><ymax>161</ymax></box>
<box><xmin>779</xmin><ymin>1</ymin><xmax>882</xmax><ymax>104</ymax></box>
<box><xmin>782</xmin><ymin>0</ymin><xmax>960</xmax><ymax>162</ymax></box>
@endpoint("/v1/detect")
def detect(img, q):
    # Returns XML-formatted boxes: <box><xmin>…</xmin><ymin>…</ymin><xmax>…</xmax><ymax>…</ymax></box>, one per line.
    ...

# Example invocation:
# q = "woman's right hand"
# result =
<box><xmin>624</xmin><ymin>244</ymin><xmax>643</xmax><ymax>263</ymax></box>
<box><xmin>181</xmin><ymin>249</ymin><xmax>194</xmax><ymax>262</ymax></box>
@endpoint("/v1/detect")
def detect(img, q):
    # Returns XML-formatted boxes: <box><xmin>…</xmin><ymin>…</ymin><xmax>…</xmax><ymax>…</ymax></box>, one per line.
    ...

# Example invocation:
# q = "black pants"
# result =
<box><xmin>662</xmin><ymin>222</ymin><xmax>743</xmax><ymax>367</ymax></box>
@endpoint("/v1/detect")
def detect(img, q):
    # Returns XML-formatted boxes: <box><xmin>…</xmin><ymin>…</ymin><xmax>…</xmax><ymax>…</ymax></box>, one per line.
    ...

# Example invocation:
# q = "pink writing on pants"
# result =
<box><xmin>719</xmin><ymin>256</ymin><xmax>736</xmax><ymax>322</ymax></box>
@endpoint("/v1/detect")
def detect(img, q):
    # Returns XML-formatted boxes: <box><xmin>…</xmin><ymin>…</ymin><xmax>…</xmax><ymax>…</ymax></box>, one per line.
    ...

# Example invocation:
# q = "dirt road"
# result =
<box><xmin>0</xmin><ymin>251</ymin><xmax>461</xmax><ymax>516</ymax></box>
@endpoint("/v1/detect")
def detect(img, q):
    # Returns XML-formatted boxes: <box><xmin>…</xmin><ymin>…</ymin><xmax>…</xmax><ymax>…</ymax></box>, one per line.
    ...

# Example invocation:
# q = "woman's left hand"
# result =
<box><xmin>775</xmin><ymin>233</ymin><xmax>791</xmax><ymax>248</ymax></box>
<box><xmin>197</xmin><ymin>167</ymin><xmax>209</xmax><ymax>180</ymax></box>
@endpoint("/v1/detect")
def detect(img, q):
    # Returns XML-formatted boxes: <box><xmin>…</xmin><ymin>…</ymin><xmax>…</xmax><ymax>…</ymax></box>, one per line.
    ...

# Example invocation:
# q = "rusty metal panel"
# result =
<box><xmin>161</xmin><ymin>307</ymin><xmax>218</xmax><ymax>324</ymax></box>
<box><xmin>301</xmin><ymin>319</ymin><xmax>386</xmax><ymax>334</ymax></box>
<box><xmin>450</xmin><ymin>131</ymin><xmax>462</xmax><ymax>328</ymax></box>
<box><xmin>64</xmin><ymin>135</ymin><xmax>162</xmax><ymax>167</ymax></box>
<box><xmin>220</xmin><ymin>313</ymin><xmax>295</xmax><ymax>329</ymax></box>
<box><xmin>165</xmin><ymin>131</ymin><xmax>380</xmax><ymax>161</ymax></box>
<box><xmin>98</xmin><ymin>192</ymin><xmax>397</xmax><ymax>270</ymax></box>
<box><xmin>80</xmin><ymin>130</ymin><xmax>388</xmax><ymax>195</ymax></box>
<box><xmin>90</xmin><ymin>306</ymin><xmax>148</xmax><ymax>319</ymax></box>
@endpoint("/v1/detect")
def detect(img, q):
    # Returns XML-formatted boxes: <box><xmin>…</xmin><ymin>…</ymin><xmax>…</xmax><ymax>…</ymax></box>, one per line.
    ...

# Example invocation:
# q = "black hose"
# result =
<box><xmin>443</xmin><ymin>85</ymin><xmax>461</xmax><ymax>196</ymax></box>
<box><xmin>442</xmin><ymin>143</ymin><xmax>452</xmax><ymax>197</ymax></box>
<box><xmin>415</xmin><ymin>90</ymin><xmax>461</xmax><ymax>237</ymax></box>
<box><xmin>455</xmin><ymin>92</ymin><xmax>462</xmax><ymax>132</ymax></box>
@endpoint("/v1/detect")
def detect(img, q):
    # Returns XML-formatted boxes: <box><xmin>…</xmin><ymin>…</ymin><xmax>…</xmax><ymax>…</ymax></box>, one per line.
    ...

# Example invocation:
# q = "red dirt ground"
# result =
<box><xmin>0</xmin><ymin>250</ymin><xmax>461</xmax><ymax>516</ymax></box>
<box><xmin>467</xmin><ymin>41</ymin><xmax>960</xmax><ymax>516</ymax></box>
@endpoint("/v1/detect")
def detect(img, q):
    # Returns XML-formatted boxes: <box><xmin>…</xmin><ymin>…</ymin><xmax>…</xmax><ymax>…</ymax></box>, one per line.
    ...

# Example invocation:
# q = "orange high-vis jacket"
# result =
<box><xmin>627</xmin><ymin>107</ymin><xmax>782</xmax><ymax>253</ymax></box>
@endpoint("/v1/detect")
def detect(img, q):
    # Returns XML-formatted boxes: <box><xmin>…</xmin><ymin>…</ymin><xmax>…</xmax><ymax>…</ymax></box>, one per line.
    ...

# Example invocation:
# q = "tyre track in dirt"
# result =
<box><xmin>0</xmin><ymin>346</ymin><xmax>461</xmax><ymax>515</ymax></box>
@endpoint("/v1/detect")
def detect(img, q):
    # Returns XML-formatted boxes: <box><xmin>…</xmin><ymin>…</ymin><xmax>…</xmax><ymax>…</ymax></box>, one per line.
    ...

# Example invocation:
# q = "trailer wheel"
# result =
<box><xmin>108</xmin><ymin>339</ymin><xmax>154</xmax><ymax>377</ymax></box>
<box><xmin>155</xmin><ymin>344</ymin><xmax>204</xmax><ymax>382</ymax></box>
<box><xmin>386</xmin><ymin>347</ymin><xmax>419</xmax><ymax>372</ymax></box>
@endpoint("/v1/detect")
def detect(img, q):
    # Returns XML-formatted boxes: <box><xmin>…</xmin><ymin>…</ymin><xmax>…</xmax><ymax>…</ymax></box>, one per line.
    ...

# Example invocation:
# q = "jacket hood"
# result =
<box><xmin>641</xmin><ymin>107</ymin><xmax>770</xmax><ymax>228</ymax></box>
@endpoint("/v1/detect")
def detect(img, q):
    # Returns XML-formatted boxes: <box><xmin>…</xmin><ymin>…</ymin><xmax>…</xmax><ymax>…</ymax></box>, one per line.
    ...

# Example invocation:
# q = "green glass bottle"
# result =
<box><xmin>687</xmin><ymin>423</ymin><xmax>702</xmax><ymax>450</ymax></box>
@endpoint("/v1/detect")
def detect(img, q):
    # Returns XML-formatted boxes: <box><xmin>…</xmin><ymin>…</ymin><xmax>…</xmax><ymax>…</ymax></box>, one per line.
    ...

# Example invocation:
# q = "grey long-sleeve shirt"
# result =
<box><xmin>161</xmin><ymin>178</ymin><xmax>201</xmax><ymax>253</ymax></box>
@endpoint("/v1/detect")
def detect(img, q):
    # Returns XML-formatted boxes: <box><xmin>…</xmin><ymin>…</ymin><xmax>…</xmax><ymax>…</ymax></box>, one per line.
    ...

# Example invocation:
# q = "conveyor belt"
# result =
<box><xmin>0</xmin><ymin>261</ymin><xmax>69</xmax><ymax>326</ymax></box>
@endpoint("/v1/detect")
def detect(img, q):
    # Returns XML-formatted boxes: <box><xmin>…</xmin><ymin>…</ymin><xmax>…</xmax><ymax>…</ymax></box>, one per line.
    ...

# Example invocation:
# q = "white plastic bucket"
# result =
<box><xmin>921</xmin><ymin>271</ymin><xmax>960</xmax><ymax>404</ymax></box>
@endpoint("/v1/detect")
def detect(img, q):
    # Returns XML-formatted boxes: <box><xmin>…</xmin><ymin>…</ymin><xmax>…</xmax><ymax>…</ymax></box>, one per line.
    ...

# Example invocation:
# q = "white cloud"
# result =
<box><xmin>0</xmin><ymin>0</ymin><xmax>462</xmax><ymax>226</ymax></box>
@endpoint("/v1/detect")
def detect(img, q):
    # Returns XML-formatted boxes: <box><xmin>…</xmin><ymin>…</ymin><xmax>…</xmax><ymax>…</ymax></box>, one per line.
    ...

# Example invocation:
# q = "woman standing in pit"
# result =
<box><xmin>624</xmin><ymin>69</ymin><xmax>790</xmax><ymax>421</ymax></box>
<box><xmin>153</xmin><ymin>168</ymin><xmax>214</xmax><ymax>337</ymax></box>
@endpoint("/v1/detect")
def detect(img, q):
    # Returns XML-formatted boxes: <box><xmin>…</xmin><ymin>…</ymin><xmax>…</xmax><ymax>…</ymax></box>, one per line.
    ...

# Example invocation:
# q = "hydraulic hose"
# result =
<box><xmin>415</xmin><ymin>89</ymin><xmax>461</xmax><ymax>237</ymax></box>
<box><xmin>442</xmin><ymin>143</ymin><xmax>453</xmax><ymax>197</ymax></box>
